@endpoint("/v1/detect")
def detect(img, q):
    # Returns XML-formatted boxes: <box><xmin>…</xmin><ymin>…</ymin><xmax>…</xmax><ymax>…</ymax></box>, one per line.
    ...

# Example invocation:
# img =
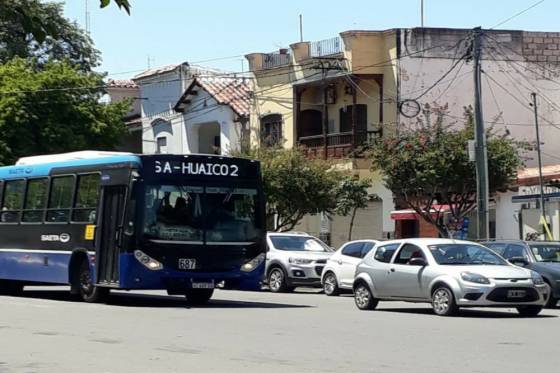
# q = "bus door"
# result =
<box><xmin>96</xmin><ymin>186</ymin><xmax>127</xmax><ymax>285</ymax></box>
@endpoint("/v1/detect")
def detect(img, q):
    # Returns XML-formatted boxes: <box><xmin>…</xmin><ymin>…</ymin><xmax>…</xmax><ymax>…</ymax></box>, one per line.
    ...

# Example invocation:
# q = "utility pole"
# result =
<box><xmin>473</xmin><ymin>27</ymin><xmax>490</xmax><ymax>240</ymax></box>
<box><xmin>531</xmin><ymin>92</ymin><xmax>548</xmax><ymax>238</ymax></box>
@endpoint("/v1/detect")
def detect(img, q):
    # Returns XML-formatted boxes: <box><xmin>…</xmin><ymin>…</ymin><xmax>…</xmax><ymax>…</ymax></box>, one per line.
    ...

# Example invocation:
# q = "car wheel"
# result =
<box><xmin>431</xmin><ymin>286</ymin><xmax>458</xmax><ymax>316</ymax></box>
<box><xmin>516</xmin><ymin>305</ymin><xmax>543</xmax><ymax>317</ymax></box>
<box><xmin>323</xmin><ymin>272</ymin><xmax>340</xmax><ymax>296</ymax></box>
<box><xmin>78</xmin><ymin>259</ymin><xmax>109</xmax><ymax>303</ymax></box>
<box><xmin>268</xmin><ymin>268</ymin><xmax>288</xmax><ymax>293</ymax></box>
<box><xmin>544</xmin><ymin>283</ymin><xmax>558</xmax><ymax>308</ymax></box>
<box><xmin>185</xmin><ymin>289</ymin><xmax>214</xmax><ymax>306</ymax></box>
<box><xmin>354</xmin><ymin>282</ymin><xmax>378</xmax><ymax>310</ymax></box>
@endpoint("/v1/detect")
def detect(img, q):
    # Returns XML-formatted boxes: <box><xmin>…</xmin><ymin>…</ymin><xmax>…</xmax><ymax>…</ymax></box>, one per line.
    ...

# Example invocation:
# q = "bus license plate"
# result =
<box><xmin>191</xmin><ymin>280</ymin><xmax>215</xmax><ymax>289</ymax></box>
<box><xmin>507</xmin><ymin>290</ymin><xmax>526</xmax><ymax>298</ymax></box>
<box><xmin>178</xmin><ymin>258</ymin><xmax>196</xmax><ymax>270</ymax></box>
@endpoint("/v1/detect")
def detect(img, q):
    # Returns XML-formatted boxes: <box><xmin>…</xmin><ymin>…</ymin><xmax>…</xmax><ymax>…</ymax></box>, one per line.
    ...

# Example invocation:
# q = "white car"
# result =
<box><xmin>354</xmin><ymin>238</ymin><xmax>549</xmax><ymax>316</ymax></box>
<box><xmin>265</xmin><ymin>232</ymin><xmax>334</xmax><ymax>292</ymax></box>
<box><xmin>321</xmin><ymin>240</ymin><xmax>378</xmax><ymax>296</ymax></box>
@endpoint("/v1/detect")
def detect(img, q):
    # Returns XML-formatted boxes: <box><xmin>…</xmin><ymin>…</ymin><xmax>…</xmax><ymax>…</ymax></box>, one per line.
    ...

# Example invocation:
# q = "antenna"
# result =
<box><xmin>299</xmin><ymin>14</ymin><xmax>303</xmax><ymax>42</ymax></box>
<box><xmin>85</xmin><ymin>0</ymin><xmax>91</xmax><ymax>35</ymax></box>
<box><xmin>420</xmin><ymin>0</ymin><xmax>424</xmax><ymax>28</ymax></box>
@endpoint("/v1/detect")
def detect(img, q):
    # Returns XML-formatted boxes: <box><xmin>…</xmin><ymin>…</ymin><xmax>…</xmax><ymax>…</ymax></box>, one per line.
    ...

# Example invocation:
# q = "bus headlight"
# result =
<box><xmin>134</xmin><ymin>250</ymin><xmax>163</xmax><ymax>271</ymax></box>
<box><xmin>241</xmin><ymin>253</ymin><xmax>265</xmax><ymax>272</ymax></box>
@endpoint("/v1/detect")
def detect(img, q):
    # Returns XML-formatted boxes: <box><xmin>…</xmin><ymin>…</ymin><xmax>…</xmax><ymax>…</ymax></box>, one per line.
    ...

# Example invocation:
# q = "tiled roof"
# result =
<box><xmin>176</xmin><ymin>76</ymin><xmax>252</xmax><ymax>117</ymax></box>
<box><xmin>107</xmin><ymin>79</ymin><xmax>138</xmax><ymax>89</ymax></box>
<box><xmin>133</xmin><ymin>63</ymin><xmax>184</xmax><ymax>80</ymax></box>
<box><xmin>517</xmin><ymin>164</ymin><xmax>560</xmax><ymax>185</ymax></box>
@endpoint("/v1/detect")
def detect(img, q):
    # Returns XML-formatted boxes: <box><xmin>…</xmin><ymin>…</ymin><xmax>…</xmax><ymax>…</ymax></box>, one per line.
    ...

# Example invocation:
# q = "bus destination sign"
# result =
<box><xmin>154</xmin><ymin>160</ymin><xmax>239</xmax><ymax>177</ymax></box>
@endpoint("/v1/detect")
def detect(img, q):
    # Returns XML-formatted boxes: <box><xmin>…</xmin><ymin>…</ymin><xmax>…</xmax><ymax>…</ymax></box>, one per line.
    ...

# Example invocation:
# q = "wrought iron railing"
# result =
<box><xmin>310</xmin><ymin>37</ymin><xmax>344</xmax><ymax>57</ymax></box>
<box><xmin>262</xmin><ymin>52</ymin><xmax>291</xmax><ymax>69</ymax></box>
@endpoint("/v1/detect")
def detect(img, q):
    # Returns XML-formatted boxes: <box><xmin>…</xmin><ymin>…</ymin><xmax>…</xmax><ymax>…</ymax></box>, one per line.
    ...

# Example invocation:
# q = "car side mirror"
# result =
<box><xmin>409</xmin><ymin>258</ymin><xmax>427</xmax><ymax>266</ymax></box>
<box><xmin>508</xmin><ymin>257</ymin><xmax>529</xmax><ymax>266</ymax></box>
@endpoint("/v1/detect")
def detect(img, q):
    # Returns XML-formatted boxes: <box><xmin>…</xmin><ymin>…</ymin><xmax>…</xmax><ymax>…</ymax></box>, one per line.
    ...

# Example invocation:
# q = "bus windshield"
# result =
<box><xmin>143</xmin><ymin>184</ymin><xmax>260</xmax><ymax>243</ymax></box>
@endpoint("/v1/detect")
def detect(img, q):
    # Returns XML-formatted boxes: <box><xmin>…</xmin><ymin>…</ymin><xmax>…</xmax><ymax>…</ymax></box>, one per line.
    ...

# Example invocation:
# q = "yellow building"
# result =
<box><xmin>245</xmin><ymin>31</ymin><xmax>399</xmax><ymax>247</ymax></box>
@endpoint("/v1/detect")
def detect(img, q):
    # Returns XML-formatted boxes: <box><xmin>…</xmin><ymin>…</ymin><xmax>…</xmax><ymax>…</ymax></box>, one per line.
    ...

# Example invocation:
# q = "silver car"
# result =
<box><xmin>265</xmin><ymin>232</ymin><xmax>334</xmax><ymax>292</ymax></box>
<box><xmin>354</xmin><ymin>238</ymin><xmax>549</xmax><ymax>316</ymax></box>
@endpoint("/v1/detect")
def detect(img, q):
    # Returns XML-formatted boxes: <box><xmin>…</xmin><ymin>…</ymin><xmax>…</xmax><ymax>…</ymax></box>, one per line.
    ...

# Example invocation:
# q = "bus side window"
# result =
<box><xmin>22</xmin><ymin>178</ymin><xmax>48</xmax><ymax>223</ymax></box>
<box><xmin>47</xmin><ymin>176</ymin><xmax>75</xmax><ymax>223</ymax></box>
<box><xmin>72</xmin><ymin>174</ymin><xmax>100</xmax><ymax>223</ymax></box>
<box><xmin>1</xmin><ymin>179</ymin><xmax>25</xmax><ymax>223</ymax></box>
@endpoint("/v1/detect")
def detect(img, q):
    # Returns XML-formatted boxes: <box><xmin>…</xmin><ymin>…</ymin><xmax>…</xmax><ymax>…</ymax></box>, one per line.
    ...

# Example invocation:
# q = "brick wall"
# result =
<box><xmin>523</xmin><ymin>31</ymin><xmax>560</xmax><ymax>63</ymax></box>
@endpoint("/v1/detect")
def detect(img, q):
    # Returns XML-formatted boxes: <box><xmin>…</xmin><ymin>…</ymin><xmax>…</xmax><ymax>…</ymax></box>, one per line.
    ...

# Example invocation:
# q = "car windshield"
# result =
<box><xmin>143</xmin><ymin>184</ymin><xmax>260</xmax><ymax>243</ymax></box>
<box><xmin>529</xmin><ymin>244</ymin><xmax>560</xmax><ymax>263</ymax></box>
<box><xmin>270</xmin><ymin>235</ymin><xmax>333</xmax><ymax>252</ymax></box>
<box><xmin>429</xmin><ymin>244</ymin><xmax>508</xmax><ymax>265</ymax></box>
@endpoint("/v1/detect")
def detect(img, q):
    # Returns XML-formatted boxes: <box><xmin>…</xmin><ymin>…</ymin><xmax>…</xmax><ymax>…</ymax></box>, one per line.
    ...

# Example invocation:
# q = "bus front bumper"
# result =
<box><xmin>119</xmin><ymin>253</ymin><xmax>264</xmax><ymax>292</ymax></box>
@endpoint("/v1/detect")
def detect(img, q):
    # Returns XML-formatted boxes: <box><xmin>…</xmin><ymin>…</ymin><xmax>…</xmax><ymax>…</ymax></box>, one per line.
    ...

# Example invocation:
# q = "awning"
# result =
<box><xmin>512</xmin><ymin>192</ymin><xmax>560</xmax><ymax>203</ymax></box>
<box><xmin>390</xmin><ymin>205</ymin><xmax>450</xmax><ymax>221</ymax></box>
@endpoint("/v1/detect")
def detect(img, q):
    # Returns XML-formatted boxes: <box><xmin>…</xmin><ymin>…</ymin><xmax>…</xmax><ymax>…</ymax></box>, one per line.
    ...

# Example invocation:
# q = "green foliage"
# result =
<box><xmin>0</xmin><ymin>58</ymin><xmax>130</xmax><ymax>165</ymax></box>
<box><xmin>335</xmin><ymin>177</ymin><xmax>373</xmax><ymax>240</ymax></box>
<box><xmin>100</xmin><ymin>0</ymin><xmax>131</xmax><ymax>14</ymax></box>
<box><xmin>0</xmin><ymin>0</ymin><xmax>100</xmax><ymax>71</ymax></box>
<box><xmin>236</xmin><ymin>147</ymin><xmax>343</xmax><ymax>232</ymax></box>
<box><xmin>368</xmin><ymin>105</ymin><xmax>523</xmax><ymax>236</ymax></box>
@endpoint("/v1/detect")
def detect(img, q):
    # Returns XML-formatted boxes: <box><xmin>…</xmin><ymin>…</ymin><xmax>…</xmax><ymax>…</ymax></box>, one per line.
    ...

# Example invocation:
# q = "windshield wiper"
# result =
<box><xmin>540</xmin><ymin>259</ymin><xmax>560</xmax><ymax>263</ymax></box>
<box><xmin>441</xmin><ymin>262</ymin><xmax>470</xmax><ymax>265</ymax></box>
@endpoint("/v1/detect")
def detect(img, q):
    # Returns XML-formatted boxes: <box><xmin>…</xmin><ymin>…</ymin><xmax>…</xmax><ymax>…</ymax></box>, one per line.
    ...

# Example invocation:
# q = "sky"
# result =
<box><xmin>57</xmin><ymin>0</ymin><xmax>559</xmax><ymax>80</ymax></box>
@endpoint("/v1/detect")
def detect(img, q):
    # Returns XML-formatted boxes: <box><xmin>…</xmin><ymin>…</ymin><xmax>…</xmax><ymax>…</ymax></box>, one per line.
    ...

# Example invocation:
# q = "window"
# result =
<box><xmin>361</xmin><ymin>242</ymin><xmax>376</xmax><ymax>258</ymax></box>
<box><xmin>394</xmin><ymin>244</ymin><xmax>425</xmax><ymax>265</ymax></box>
<box><xmin>261</xmin><ymin>114</ymin><xmax>282</xmax><ymax>146</ymax></box>
<box><xmin>428</xmin><ymin>244</ymin><xmax>507</xmax><ymax>265</ymax></box>
<box><xmin>341</xmin><ymin>242</ymin><xmax>365</xmax><ymax>258</ymax></box>
<box><xmin>22</xmin><ymin>178</ymin><xmax>48</xmax><ymax>223</ymax></box>
<box><xmin>156</xmin><ymin>137</ymin><xmax>167</xmax><ymax>154</ymax></box>
<box><xmin>503</xmin><ymin>244</ymin><xmax>530</xmax><ymax>261</ymax></box>
<box><xmin>374</xmin><ymin>243</ymin><xmax>399</xmax><ymax>263</ymax></box>
<box><xmin>484</xmin><ymin>243</ymin><xmax>507</xmax><ymax>256</ymax></box>
<box><xmin>72</xmin><ymin>174</ymin><xmax>100</xmax><ymax>223</ymax></box>
<box><xmin>47</xmin><ymin>176</ymin><xmax>75</xmax><ymax>223</ymax></box>
<box><xmin>1</xmin><ymin>180</ymin><xmax>25</xmax><ymax>223</ymax></box>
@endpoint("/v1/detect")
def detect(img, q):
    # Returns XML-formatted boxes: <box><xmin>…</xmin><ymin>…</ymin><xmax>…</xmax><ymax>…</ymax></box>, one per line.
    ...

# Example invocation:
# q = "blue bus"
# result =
<box><xmin>0</xmin><ymin>152</ymin><xmax>266</xmax><ymax>304</ymax></box>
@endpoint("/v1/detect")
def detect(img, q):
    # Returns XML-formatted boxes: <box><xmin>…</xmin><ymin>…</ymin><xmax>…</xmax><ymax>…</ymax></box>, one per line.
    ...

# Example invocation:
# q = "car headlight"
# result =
<box><xmin>461</xmin><ymin>272</ymin><xmax>490</xmax><ymax>285</ymax></box>
<box><xmin>241</xmin><ymin>253</ymin><xmax>265</xmax><ymax>272</ymax></box>
<box><xmin>134</xmin><ymin>250</ymin><xmax>163</xmax><ymax>271</ymax></box>
<box><xmin>531</xmin><ymin>271</ymin><xmax>545</xmax><ymax>285</ymax></box>
<box><xmin>289</xmin><ymin>257</ymin><xmax>313</xmax><ymax>265</ymax></box>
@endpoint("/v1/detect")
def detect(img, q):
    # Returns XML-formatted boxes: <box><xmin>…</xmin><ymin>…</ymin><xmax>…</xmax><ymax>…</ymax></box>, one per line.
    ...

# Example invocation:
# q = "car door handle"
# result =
<box><xmin>338</xmin><ymin>260</ymin><xmax>342</xmax><ymax>265</ymax></box>
<box><xmin>390</xmin><ymin>268</ymin><xmax>396</xmax><ymax>272</ymax></box>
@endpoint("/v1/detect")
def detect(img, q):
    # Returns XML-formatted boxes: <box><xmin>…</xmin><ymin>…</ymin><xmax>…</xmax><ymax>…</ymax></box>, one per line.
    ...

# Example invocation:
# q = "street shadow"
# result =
<box><xmin>11</xmin><ymin>290</ymin><xmax>313</xmax><ymax>309</ymax></box>
<box><xmin>376</xmin><ymin>307</ymin><xmax>558</xmax><ymax>319</ymax></box>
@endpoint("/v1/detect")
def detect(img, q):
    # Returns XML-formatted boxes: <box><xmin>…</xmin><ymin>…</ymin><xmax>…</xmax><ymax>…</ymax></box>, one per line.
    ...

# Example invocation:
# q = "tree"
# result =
<box><xmin>100</xmin><ymin>0</ymin><xmax>131</xmax><ymax>13</ymax></box>
<box><xmin>237</xmin><ymin>147</ymin><xmax>343</xmax><ymax>232</ymax></box>
<box><xmin>335</xmin><ymin>178</ymin><xmax>372</xmax><ymax>241</ymax></box>
<box><xmin>0</xmin><ymin>58</ymin><xmax>130</xmax><ymax>165</ymax></box>
<box><xmin>367</xmin><ymin>105</ymin><xmax>524</xmax><ymax>237</ymax></box>
<box><xmin>0</xmin><ymin>0</ymin><xmax>100</xmax><ymax>71</ymax></box>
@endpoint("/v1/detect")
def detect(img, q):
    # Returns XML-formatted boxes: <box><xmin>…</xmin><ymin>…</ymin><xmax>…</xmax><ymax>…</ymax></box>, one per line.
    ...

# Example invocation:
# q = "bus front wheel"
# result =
<box><xmin>77</xmin><ymin>260</ymin><xmax>109</xmax><ymax>303</ymax></box>
<box><xmin>185</xmin><ymin>289</ymin><xmax>214</xmax><ymax>306</ymax></box>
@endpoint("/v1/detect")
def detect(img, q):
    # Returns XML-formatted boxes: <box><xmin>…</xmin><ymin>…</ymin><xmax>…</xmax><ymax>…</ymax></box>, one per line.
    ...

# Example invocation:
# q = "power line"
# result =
<box><xmin>490</xmin><ymin>0</ymin><xmax>546</xmax><ymax>29</ymax></box>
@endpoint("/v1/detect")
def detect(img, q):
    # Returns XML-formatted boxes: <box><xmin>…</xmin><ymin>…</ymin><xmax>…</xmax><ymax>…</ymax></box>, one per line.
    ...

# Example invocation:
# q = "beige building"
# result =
<box><xmin>245</xmin><ymin>27</ymin><xmax>560</xmax><ymax>246</ymax></box>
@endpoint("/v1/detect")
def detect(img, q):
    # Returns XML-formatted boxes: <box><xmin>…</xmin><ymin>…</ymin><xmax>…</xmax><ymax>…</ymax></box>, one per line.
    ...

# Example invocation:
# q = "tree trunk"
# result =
<box><xmin>348</xmin><ymin>207</ymin><xmax>357</xmax><ymax>241</ymax></box>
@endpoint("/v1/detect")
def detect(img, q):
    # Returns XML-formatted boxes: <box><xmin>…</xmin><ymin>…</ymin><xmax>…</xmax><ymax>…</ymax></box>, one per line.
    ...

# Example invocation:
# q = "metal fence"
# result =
<box><xmin>262</xmin><ymin>52</ymin><xmax>291</xmax><ymax>69</ymax></box>
<box><xmin>310</xmin><ymin>37</ymin><xmax>343</xmax><ymax>57</ymax></box>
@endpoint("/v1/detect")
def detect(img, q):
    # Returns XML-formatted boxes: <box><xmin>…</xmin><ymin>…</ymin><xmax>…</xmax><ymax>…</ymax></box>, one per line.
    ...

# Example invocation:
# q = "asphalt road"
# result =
<box><xmin>0</xmin><ymin>287</ymin><xmax>558</xmax><ymax>373</ymax></box>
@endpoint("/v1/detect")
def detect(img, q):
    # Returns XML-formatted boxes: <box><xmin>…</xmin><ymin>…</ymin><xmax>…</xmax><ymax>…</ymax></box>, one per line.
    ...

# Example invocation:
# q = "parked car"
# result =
<box><xmin>482</xmin><ymin>240</ymin><xmax>560</xmax><ymax>308</ymax></box>
<box><xmin>321</xmin><ymin>240</ymin><xmax>378</xmax><ymax>296</ymax></box>
<box><xmin>265</xmin><ymin>232</ymin><xmax>334</xmax><ymax>292</ymax></box>
<box><xmin>353</xmin><ymin>238</ymin><xmax>549</xmax><ymax>316</ymax></box>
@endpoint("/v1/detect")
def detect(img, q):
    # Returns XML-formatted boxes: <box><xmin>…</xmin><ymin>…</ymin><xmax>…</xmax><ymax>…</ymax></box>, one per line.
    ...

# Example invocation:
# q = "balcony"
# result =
<box><xmin>310</xmin><ymin>37</ymin><xmax>344</xmax><ymax>57</ymax></box>
<box><xmin>262</xmin><ymin>51</ymin><xmax>291</xmax><ymax>69</ymax></box>
<box><xmin>298</xmin><ymin>131</ymin><xmax>380</xmax><ymax>158</ymax></box>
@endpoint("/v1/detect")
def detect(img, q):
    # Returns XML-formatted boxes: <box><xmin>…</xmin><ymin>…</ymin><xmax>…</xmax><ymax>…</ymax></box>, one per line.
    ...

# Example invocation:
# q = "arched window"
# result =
<box><xmin>260</xmin><ymin>114</ymin><xmax>282</xmax><ymax>146</ymax></box>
